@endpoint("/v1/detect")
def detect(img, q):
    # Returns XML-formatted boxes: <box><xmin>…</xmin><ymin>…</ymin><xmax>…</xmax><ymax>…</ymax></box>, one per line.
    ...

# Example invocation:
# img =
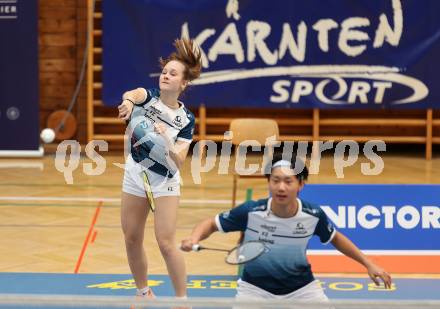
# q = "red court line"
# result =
<box><xmin>91</xmin><ymin>230</ymin><xmax>98</xmax><ymax>243</ymax></box>
<box><xmin>74</xmin><ymin>201</ymin><xmax>102</xmax><ymax>273</ymax></box>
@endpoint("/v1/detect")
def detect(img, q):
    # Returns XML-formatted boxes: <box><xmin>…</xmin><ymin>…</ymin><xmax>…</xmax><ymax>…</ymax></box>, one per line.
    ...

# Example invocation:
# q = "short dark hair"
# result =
<box><xmin>265</xmin><ymin>152</ymin><xmax>309</xmax><ymax>182</ymax></box>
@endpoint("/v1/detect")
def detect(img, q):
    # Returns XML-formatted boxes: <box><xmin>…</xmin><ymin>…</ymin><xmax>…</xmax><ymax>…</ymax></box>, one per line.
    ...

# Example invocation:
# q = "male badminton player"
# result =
<box><xmin>181</xmin><ymin>152</ymin><xmax>392</xmax><ymax>301</ymax></box>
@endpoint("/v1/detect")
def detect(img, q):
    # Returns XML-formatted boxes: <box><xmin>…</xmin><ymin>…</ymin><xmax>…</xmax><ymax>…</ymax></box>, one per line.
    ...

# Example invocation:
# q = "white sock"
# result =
<box><xmin>136</xmin><ymin>287</ymin><xmax>150</xmax><ymax>296</ymax></box>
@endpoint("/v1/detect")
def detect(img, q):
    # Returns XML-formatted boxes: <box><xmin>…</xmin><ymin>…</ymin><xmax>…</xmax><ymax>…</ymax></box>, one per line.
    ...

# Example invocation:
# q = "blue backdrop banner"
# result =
<box><xmin>103</xmin><ymin>0</ymin><xmax>440</xmax><ymax>109</ymax></box>
<box><xmin>0</xmin><ymin>0</ymin><xmax>39</xmax><ymax>153</ymax></box>
<box><xmin>301</xmin><ymin>184</ymin><xmax>439</xmax><ymax>251</ymax></box>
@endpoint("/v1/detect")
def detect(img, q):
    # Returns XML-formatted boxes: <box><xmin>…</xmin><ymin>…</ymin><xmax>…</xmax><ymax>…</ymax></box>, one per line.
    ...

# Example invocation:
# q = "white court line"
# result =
<box><xmin>1</xmin><ymin>197</ymin><xmax>438</xmax><ymax>256</ymax></box>
<box><xmin>0</xmin><ymin>196</ymin><xmax>234</xmax><ymax>204</ymax></box>
<box><xmin>0</xmin><ymin>162</ymin><xmax>43</xmax><ymax>170</ymax></box>
<box><xmin>308</xmin><ymin>250</ymin><xmax>440</xmax><ymax>256</ymax></box>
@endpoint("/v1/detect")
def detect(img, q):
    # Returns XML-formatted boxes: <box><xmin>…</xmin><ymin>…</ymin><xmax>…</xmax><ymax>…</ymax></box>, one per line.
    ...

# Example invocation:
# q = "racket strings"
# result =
<box><xmin>226</xmin><ymin>241</ymin><xmax>267</xmax><ymax>264</ymax></box>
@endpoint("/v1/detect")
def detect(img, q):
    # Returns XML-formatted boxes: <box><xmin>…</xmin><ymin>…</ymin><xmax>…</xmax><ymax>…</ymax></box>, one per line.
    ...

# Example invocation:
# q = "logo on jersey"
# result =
<box><xmin>293</xmin><ymin>222</ymin><xmax>308</xmax><ymax>235</ymax></box>
<box><xmin>327</xmin><ymin>223</ymin><xmax>334</xmax><ymax>233</ymax></box>
<box><xmin>172</xmin><ymin>115</ymin><xmax>183</xmax><ymax>128</ymax></box>
<box><xmin>260</xmin><ymin>224</ymin><xmax>276</xmax><ymax>232</ymax></box>
<box><xmin>258</xmin><ymin>237</ymin><xmax>274</xmax><ymax>245</ymax></box>
<box><xmin>149</xmin><ymin>105</ymin><xmax>162</xmax><ymax>115</ymax></box>
<box><xmin>142</xmin><ymin>109</ymin><xmax>158</xmax><ymax>124</ymax></box>
<box><xmin>221</xmin><ymin>210</ymin><xmax>231</xmax><ymax>219</ymax></box>
<box><xmin>254</xmin><ymin>204</ymin><xmax>267</xmax><ymax>211</ymax></box>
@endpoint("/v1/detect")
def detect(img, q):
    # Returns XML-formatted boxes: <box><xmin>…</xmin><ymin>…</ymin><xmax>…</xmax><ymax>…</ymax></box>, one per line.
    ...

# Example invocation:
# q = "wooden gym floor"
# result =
<box><xmin>0</xmin><ymin>151</ymin><xmax>439</xmax><ymax>278</ymax></box>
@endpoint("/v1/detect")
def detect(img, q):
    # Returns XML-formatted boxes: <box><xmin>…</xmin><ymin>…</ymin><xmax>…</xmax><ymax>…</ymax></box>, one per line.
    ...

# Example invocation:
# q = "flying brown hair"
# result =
<box><xmin>159</xmin><ymin>38</ymin><xmax>202</xmax><ymax>81</ymax></box>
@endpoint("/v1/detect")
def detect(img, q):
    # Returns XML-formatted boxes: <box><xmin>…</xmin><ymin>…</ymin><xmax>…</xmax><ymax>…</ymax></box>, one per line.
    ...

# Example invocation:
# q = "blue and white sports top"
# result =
<box><xmin>128</xmin><ymin>88</ymin><xmax>195</xmax><ymax>178</ymax></box>
<box><xmin>215</xmin><ymin>198</ymin><xmax>336</xmax><ymax>295</ymax></box>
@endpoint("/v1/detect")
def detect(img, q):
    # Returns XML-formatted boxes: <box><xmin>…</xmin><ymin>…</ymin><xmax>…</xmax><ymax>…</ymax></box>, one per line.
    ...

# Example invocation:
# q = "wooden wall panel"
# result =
<box><xmin>39</xmin><ymin>0</ymin><xmax>87</xmax><ymax>143</ymax></box>
<box><xmin>38</xmin><ymin>0</ymin><xmax>438</xmax><ymax>158</ymax></box>
<box><xmin>75</xmin><ymin>0</ymin><xmax>88</xmax><ymax>143</ymax></box>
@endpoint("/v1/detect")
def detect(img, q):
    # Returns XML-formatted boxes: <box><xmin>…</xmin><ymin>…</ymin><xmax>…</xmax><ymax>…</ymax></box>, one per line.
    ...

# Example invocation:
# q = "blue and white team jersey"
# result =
<box><xmin>128</xmin><ymin>88</ymin><xmax>195</xmax><ymax>178</ymax></box>
<box><xmin>215</xmin><ymin>198</ymin><xmax>336</xmax><ymax>295</ymax></box>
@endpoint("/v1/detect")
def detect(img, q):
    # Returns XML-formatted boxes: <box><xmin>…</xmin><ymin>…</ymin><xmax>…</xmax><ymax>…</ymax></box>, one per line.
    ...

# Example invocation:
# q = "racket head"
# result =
<box><xmin>225</xmin><ymin>241</ymin><xmax>267</xmax><ymax>265</ymax></box>
<box><xmin>142</xmin><ymin>171</ymin><xmax>155</xmax><ymax>212</ymax></box>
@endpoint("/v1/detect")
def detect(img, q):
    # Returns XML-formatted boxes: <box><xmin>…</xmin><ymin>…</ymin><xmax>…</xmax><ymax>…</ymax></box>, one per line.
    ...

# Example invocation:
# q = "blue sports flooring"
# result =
<box><xmin>0</xmin><ymin>273</ymin><xmax>438</xmax><ymax>299</ymax></box>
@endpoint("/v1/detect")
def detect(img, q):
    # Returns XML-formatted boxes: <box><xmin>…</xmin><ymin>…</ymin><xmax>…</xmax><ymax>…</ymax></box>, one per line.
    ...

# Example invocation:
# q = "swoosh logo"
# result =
<box><xmin>151</xmin><ymin>65</ymin><xmax>428</xmax><ymax>104</ymax></box>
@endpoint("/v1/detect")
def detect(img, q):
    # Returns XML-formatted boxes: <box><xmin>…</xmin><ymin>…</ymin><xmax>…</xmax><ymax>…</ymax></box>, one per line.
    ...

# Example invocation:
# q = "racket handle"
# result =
<box><xmin>192</xmin><ymin>244</ymin><xmax>201</xmax><ymax>252</ymax></box>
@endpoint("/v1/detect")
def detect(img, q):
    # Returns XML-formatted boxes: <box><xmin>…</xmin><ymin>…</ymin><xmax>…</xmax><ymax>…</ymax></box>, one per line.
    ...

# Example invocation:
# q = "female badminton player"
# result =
<box><xmin>181</xmin><ymin>152</ymin><xmax>392</xmax><ymax>301</ymax></box>
<box><xmin>117</xmin><ymin>38</ymin><xmax>202</xmax><ymax>299</ymax></box>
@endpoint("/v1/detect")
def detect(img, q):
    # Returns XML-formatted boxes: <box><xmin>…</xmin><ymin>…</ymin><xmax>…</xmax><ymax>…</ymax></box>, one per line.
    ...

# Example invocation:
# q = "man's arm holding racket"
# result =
<box><xmin>331</xmin><ymin>231</ymin><xmax>392</xmax><ymax>288</ymax></box>
<box><xmin>180</xmin><ymin>218</ymin><xmax>218</xmax><ymax>251</ymax></box>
